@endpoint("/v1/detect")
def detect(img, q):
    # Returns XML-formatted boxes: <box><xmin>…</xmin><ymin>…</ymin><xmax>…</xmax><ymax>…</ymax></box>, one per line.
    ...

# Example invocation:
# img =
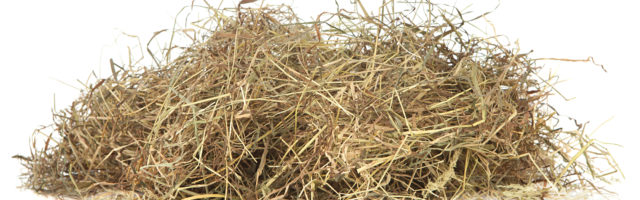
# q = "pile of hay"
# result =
<box><xmin>17</xmin><ymin>1</ymin><xmax>620</xmax><ymax>199</ymax></box>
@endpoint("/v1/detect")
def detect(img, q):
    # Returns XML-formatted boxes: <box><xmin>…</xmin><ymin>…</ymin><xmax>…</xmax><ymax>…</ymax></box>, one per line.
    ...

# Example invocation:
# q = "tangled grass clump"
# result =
<box><xmin>17</xmin><ymin>2</ymin><xmax>620</xmax><ymax>199</ymax></box>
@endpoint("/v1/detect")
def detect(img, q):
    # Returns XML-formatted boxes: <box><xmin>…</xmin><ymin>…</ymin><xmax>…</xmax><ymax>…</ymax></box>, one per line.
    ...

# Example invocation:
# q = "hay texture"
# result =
<box><xmin>17</xmin><ymin>1</ymin><xmax>620</xmax><ymax>199</ymax></box>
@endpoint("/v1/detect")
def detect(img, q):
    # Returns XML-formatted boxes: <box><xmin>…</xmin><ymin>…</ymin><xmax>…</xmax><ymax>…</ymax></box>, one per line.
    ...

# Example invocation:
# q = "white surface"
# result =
<box><xmin>1</xmin><ymin>0</ymin><xmax>637</xmax><ymax>199</ymax></box>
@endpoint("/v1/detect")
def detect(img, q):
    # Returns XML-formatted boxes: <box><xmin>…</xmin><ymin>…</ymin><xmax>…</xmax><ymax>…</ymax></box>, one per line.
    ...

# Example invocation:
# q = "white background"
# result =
<box><xmin>1</xmin><ymin>0</ymin><xmax>637</xmax><ymax>199</ymax></box>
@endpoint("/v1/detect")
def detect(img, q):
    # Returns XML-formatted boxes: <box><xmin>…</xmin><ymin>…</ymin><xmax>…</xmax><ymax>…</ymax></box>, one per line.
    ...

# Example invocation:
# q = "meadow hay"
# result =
<box><xmin>16</xmin><ymin>1</ymin><xmax>620</xmax><ymax>199</ymax></box>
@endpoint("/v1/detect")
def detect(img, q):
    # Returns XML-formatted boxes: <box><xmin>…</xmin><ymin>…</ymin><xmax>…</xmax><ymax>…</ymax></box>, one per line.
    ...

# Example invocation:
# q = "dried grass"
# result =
<box><xmin>16</xmin><ymin>1</ymin><xmax>620</xmax><ymax>199</ymax></box>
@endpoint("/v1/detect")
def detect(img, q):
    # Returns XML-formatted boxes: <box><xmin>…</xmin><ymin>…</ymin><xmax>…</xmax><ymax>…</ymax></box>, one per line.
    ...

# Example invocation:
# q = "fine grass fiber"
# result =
<box><xmin>16</xmin><ymin>1</ymin><xmax>621</xmax><ymax>199</ymax></box>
